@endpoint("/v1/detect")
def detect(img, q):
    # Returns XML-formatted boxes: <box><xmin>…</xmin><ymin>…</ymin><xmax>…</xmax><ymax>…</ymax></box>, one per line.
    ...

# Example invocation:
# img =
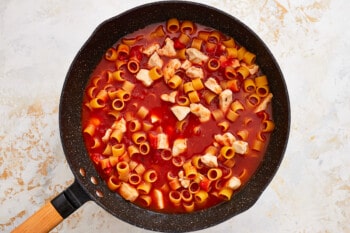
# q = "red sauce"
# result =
<box><xmin>82</xmin><ymin>19</ymin><xmax>273</xmax><ymax>213</ymax></box>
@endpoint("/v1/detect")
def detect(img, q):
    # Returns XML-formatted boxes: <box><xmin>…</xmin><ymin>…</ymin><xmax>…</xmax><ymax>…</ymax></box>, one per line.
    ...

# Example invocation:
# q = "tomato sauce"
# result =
<box><xmin>82</xmin><ymin>19</ymin><xmax>273</xmax><ymax>213</ymax></box>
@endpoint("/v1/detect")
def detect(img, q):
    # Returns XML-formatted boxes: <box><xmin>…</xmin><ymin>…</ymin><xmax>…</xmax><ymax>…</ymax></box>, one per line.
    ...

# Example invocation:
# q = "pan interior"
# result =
<box><xmin>59</xmin><ymin>1</ymin><xmax>290</xmax><ymax>232</ymax></box>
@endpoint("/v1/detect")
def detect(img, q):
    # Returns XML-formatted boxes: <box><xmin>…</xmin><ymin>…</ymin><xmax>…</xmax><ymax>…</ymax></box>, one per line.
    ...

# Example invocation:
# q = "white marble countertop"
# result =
<box><xmin>1</xmin><ymin>0</ymin><xmax>349</xmax><ymax>232</ymax></box>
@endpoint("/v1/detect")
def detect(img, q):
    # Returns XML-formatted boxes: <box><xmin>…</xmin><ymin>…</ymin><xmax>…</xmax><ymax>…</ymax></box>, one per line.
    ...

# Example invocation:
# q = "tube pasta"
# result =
<box><xmin>198</xmin><ymin>31</ymin><xmax>210</xmax><ymax>41</ymax></box>
<box><xmin>116</xmin><ymin>43</ymin><xmax>130</xmax><ymax>59</ymax></box>
<box><xmin>220</xmin><ymin>146</ymin><xmax>235</xmax><ymax>160</ymax></box>
<box><xmin>207</xmin><ymin>168</ymin><xmax>223</xmax><ymax>181</ymax></box>
<box><xmin>127</xmin><ymin>58</ymin><xmax>140</xmax><ymax>74</ymax></box>
<box><xmin>112</xmin><ymin>144</ymin><xmax>126</xmax><ymax>157</ymax></box>
<box><xmin>191</xmin><ymin>78</ymin><xmax>204</xmax><ymax>90</ymax></box>
<box><xmin>180</xmin><ymin>20</ymin><xmax>195</xmax><ymax>34</ymax></box>
<box><xmin>243</xmin><ymin>79</ymin><xmax>256</xmax><ymax>93</ymax></box>
<box><xmin>194</xmin><ymin>190</ymin><xmax>208</xmax><ymax>204</ymax></box>
<box><xmin>139</xmin><ymin>195</ymin><xmax>152</xmax><ymax>206</ymax></box>
<box><xmin>217</xmin><ymin>121</ymin><xmax>229</xmax><ymax>132</ymax></box>
<box><xmin>129</xmin><ymin>173</ymin><xmax>142</xmax><ymax>186</ymax></box>
<box><xmin>172</xmin><ymin>156</ymin><xmax>185</xmax><ymax>167</ymax></box>
<box><xmin>83</xmin><ymin>124</ymin><xmax>95</xmax><ymax>136</ymax></box>
<box><xmin>226</xmin><ymin>109</ymin><xmax>239</xmax><ymax>122</ymax></box>
<box><xmin>90</xmin><ymin>97</ymin><xmax>105</xmax><ymax>109</ymax></box>
<box><xmin>177</xmin><ymin>96</ymin><xmax>190</xmax><ymax>106</ymax></box>
<box><xmin>160</xmin><ymin>149</ymin><xmax>172</xmax><ymax>161</ymax></box>
<box><xmin>117</xmin><ymin>161</ymin><xmax>130</xmax><ymax>182</ymax></box>
<box><xmin>107</xmin><ymin>175</ymin><xmax>121</xmax><ymax>191</ymax></box>
<box><xmin>136</xmin><ymin>106</ymin><xmax>149</xmax><ymax>119</ymax></box>
<box><xmin>112</xmin><ymin>70</ymin><xmax>125</xmax><ymax>82</ymax></box>
<box><xmin>137</xmin><ymin>181</ymin><xmax>152</xmax><ymax>194</ymax></box>
<box><xmin>169</xmin><ymin>191</ymin><xmax>182</xmax><ymax>206</ymax></box>
<box><xmin>226</xmin><ymin>47</ymin><xmax>238</xmax><ymax>58</ymax></box>
<box><xmin>262</xmin><ymin>120</ymin><xmax>275</xmax><ymax>133</ymax></box>
<box><xmin>255</xmin><ymin>75</ymin><xmax>268</xmax><ymax>86</ymax></box>
<box><xmin>242</xmin><ymin>51</ymin><xmax>256</xmax><ymax>65</ymax></box>
<box><xmin>122</xmin><ymin>80</ymin><xmax>136</xmax><ymax>93</ymax></box>
<box><xmin>149</xmin><ymin>66</ymin><xmax>163</xmax><ymax>80</ymax></box>
<box><xmin>168</xmin><ymin>75</ymin><xmax>182</xmax><ymax>89</ymax></box>
<box><xmin>188</xmin><ymin>91</ymin><xmax>200</xmax><ymax>103</ymax></box>
<box><xmin>202</xmin><ymin>90</ymin><xmax>216</xmax><ymax>104</ymax></box>
<box><xmin>207</xmin><ymin>58</ymin><xmax>220</xmax><ymax>71</ymax></box>
<box><xmin>256</xmin><ymin>85</ymin><xmax>269</xmax><ymax>98</ymax></box>
<box><xmin>143</xmin><ymin>169</ymin><xmax>157</xmax><ymax>183</ymax></box>
<box><xmin>247</xmin><ymin>94</ymin><xmax>261</xmax><ymax>107</ymax></box>
<box><xmin>110</xmin><ymin>129</ymin><xmax>123</xmax><ymax>143</ymax></box>
<box><xmin>237</xmin><ymin>66</ymin><xmax>250</xmax><ymax>79</ymax></box>
<box><xmin>222</xmin><ymin>37</ymin><xmax>235</xmax><ymax>48</ymax></box>
<box><xmin>151</xmin><ymin>25</ymin><xmax>165</xmax><ymax>37</ymax></box>
<box><xmin>169</xmin><ymin>178</ymin><xmax>181</xmax><ymax>190</ymax></box>
<box><xmin>181</xmin><ymin>189</ymin><xmax>193</xmax><ymax>202</ymax></box>
<box><xmin>134</xmin><ymin>163</ymin><xmax>146</xmax><ymax>175</ymax></box>
<box><xmin>189</xmin><ymin>182</ymin><xmax>200</xmax><ymax>194</ymax></box>
<box><xmin>212</xmin><ymin>109</ymin><xmax>224</xmax><ymax>122</ymax></box>
<box><xmin>129</xmin><ymin>119</ymin><xmax>141</xmax><ymax>132</ymax></box>
<box><xmin>218</xmin><ymin>187</ymin><xmax>233</xmax><ymax>200</ymax></box>
<box><xmin>111</xmin><ymin>98</ymin><xmax>124</xmax><ymax>111</ymax></box>
<box><xmin>237</xmin><ymin>129</ymin><xmax>249</xmax><ymax>141</ymax></box>
<box><xmin>167</xmin><ymin>18</ymin><xmax>180</xmax><ymax>33</ymax></box>
<box><xmin>119</xmin><ymin>182</ymin><xmax>138</xmax><ymax>202</ymax></box>
<box><xmin>224</xmin><ymin>66</ymin><xmax>237</xmax><ymax>79</ymax></box>
<box><xmin>177</xmin><ymin>48</ymin><xmax>187</xmax><ymax>60</ymax></box>
<box><xmin>139</xmin><ymin>142</ymin><xmax>150</xmax><ymax>155</ymax></box>
<box><xmin>183</xmin><ymin>201</ymin><xmax>195</xmax><ymax>212</ymax></box>
<box><xmin>183</xmin><ymin>82</ymin><xmax>195</xmax><ymax>93</ymax></box>
<box><xmin>237</xmin><ymin>47</ymin><xmax>247</xmax><ymax>60</ymax></box>
<box><xmin>191</xmin><ymin>38</ymin><xmax>203</xmax><ymax>50</ymax></box>
<box><xmin>178</xmin><ymin>33</ymin><xmax>191</xmax><ymax>45</ymax></box>
<box><xmin>128</xmin><ymin>145</ymin><xmax>140</xmax><ymax>157</ymax></box>
<box><xmin>153</xmin><ymin>189</ymin><xmax>165</xmax><ymax>209</ymax></box>
<box><xmin>105</xmin><ymin>48</ymin><xmax>118</xmax><ymax>61</ymax></box>
<box><xmin>131</xmin><ymin>132</ymin><xmax>147</xmax><ymax>145</ymax></box>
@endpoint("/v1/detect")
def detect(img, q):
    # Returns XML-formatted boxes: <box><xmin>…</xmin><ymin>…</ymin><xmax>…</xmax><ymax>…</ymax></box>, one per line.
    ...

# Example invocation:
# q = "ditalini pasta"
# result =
<box><xmin>82</xmin><ymin>19</ymin><xmax>275</xmax><ymax>213</ymax></box>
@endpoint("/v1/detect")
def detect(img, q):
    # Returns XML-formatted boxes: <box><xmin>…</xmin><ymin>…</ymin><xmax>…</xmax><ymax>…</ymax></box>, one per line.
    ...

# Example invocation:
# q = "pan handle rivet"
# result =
<box><xmin>90</xmin><ymin>176</ymin><xmax>98</xmax><ymax>185</ymax></box>
<box><xmin>79</xmin><ymin>168</ymin><xmax>86</xmax><ymax>177</ymax></box>
<box><xmin>96</xmin><ymin>190</ymin><xmax>104</xmax><ymax>198</ymax></box>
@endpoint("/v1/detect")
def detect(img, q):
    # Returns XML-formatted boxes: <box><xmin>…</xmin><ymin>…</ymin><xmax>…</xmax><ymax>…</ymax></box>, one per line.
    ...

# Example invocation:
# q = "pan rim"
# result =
<box><xmin>59</xmin><ymin>1</ymin><xmax>290</xmax><ymax>232</ymax></box>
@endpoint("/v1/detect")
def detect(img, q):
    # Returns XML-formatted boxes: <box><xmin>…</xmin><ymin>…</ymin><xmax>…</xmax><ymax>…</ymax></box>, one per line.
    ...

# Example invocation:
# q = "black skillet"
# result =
<box><xmin>12</xmin><ymin>1</ymin><xmax>290</xmax><ymax>232</ymax></box>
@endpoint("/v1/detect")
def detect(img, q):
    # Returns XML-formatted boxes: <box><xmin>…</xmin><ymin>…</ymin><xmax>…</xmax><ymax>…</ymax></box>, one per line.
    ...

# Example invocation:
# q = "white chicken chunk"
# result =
<box><xmin>226</xmin><ymin>176</ymin><xmax>241</xmax><ymax>190</ymax></box>
<box><xmin>214</xmin><ymin>132</ymin><xmax>236</xmax><ymax>146</ymax></box>
<box><xmin>204</xmin><ymin>77</ymin><xmax>222</xmax><ymax>94</ymax></box>
<box><xmin>219</xmin><ymin>89</ymin><xmax>233</xmax><ymax>113</ymax></box>
<box><xmin>172</xmin><ymin>138</ymin><xmax>187</xmax><ymax>156</ymax></box>
<box><xmin>160</xmin><ymin>91</ymin><xmax>177</xmax><ymax>103</ymax></box>
<box><xmin>163</xmin><ymin>58</ymin><xmax>181</xmax><ymax>82</ymax></box>
<box><xmin>112</xmin><ymin>117</ymin><xmax>127</xmax><ymax>133</ymax></box>
<box><xmin>201</xmin><ymin>153</ymin><xmax>218</xmax><ymax>167</ymax></box>
<box><xmin>232</xmin><ymin>140</ymin><xmax>248</xmax><ymax>154</ymax></box>
<box><xmin>157</xmin><ymin>38</ymin><xmax>177</xmax><ymax>57</ymax></box>
<box><xmin>170</xmin><ymin>105</ymin><xmax>191</xmax><ymax>121</ymax></box>
<box><xmin>143</xmin><ymin>43</ymin><xmax>160</xmax><ymax>56</ymax></box>
<box><xmin>157</xmin><ymin>133</ymin><xmax>169</xmax><ymax>150</ymax></box>
<box><xmin>181</xmin><ymin>59</ymin><xmax>192</xmax><ymax>70</ymax></box>
<box><xmin>185</xmin><ymin>66</ymin><xmax>204</xmax><ymax>79</ymax></box>
<box><xmin>190</xmin><ymin>103</ymin><xmax>211</xmax><ymax>122</ymax></box>
<box><xmin>136</xmin><ymin>69</ymin><xmax>153</xmax><ymax>87</ymax></box>
<box><xmin>148</xmin><ymin>52</ymin><xmax>163</xmax><ymax>68</ymax></box>
<box><xmin>186</xmin><ymin>48</ymin><xmax>209</xmax><ymax>64</ymax></box>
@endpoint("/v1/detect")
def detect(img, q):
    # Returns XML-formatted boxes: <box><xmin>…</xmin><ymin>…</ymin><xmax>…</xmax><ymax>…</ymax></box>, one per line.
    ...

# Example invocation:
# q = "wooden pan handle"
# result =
<box><xmin>12</xmin><ymin>202</ymin><xmax>63</xmax><ymax>233</ymax></box>
<box><xmin>12</xmin><ymin>180</ymin><xmax>90</xmax><ymax>233</ymax></box>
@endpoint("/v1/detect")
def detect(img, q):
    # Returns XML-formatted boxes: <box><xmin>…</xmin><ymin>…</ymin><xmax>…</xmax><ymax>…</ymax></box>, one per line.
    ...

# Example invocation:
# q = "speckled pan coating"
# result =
<box><xmin>59</xmin><ymin>1</ymin><xmax>290</xmax><ymax>232</ymax></box>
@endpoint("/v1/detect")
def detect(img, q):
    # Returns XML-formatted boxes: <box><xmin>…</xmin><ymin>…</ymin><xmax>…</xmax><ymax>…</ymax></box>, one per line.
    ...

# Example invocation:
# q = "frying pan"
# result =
<box><xmin>12</xmin><ymin>1</ymin><xmax>290</xmax><ymax>232</ymax></box>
